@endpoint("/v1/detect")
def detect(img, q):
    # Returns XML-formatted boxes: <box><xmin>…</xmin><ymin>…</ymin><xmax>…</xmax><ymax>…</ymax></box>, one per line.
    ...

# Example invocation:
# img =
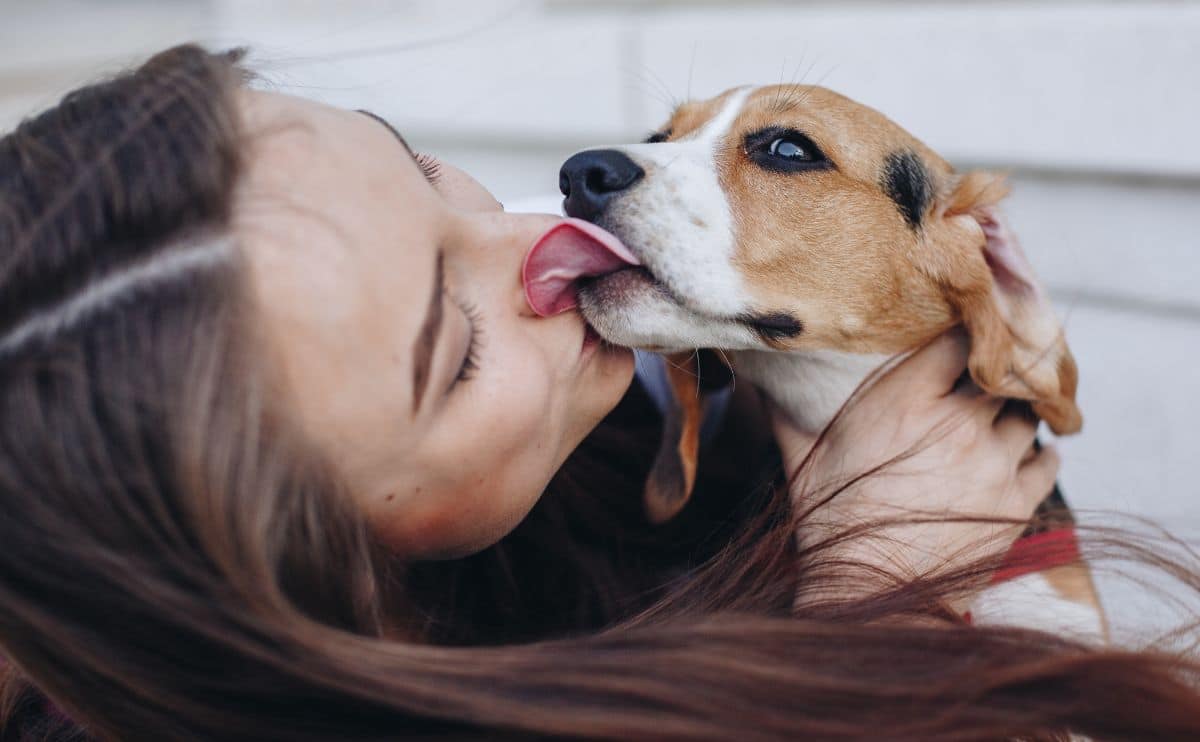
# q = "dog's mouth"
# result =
<box><xmin>522</xmin><ymin>218</ymin><xmax>643</xmax><ymax>317</ymax></box>
<box><xmin>522</xmin><ymin>217</ymin><xmax>792</xmax><ymax>349</ymax></box>
<box><xmin>522</xmin><ymin>218</ymin><xmax>685</xmax><ymax>318</ymax></box>
<box><xmin>579</xmin><ymin>265</ymin><xmax>678</xmax><ymax>306</ymax></box>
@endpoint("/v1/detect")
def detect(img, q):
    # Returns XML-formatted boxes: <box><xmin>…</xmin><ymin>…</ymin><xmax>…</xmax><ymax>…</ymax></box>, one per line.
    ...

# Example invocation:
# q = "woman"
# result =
<box><xmin>0</xmin><ymin>44</ymin><xmax>1197</xmax><ymax>741</ymax></box>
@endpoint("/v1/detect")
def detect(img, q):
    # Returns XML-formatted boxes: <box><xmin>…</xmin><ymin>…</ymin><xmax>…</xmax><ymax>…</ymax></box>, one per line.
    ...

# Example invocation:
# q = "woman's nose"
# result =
<box><xmin>559</xmin><ymin>149</ymin><xmax>644</xmax><ymax>223</ymax></box>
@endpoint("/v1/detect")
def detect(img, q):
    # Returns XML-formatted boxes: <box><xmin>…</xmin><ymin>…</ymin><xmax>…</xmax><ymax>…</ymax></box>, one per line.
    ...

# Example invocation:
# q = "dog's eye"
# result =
<box><xmin>745</xmin><ymin>127</ymin><xmax>832</xmax><ymax>173</ymax></box>
<box><xmin>768</xmin><ymin>137</ymin><xmax>811</xmax><ymax>160</ymax></box>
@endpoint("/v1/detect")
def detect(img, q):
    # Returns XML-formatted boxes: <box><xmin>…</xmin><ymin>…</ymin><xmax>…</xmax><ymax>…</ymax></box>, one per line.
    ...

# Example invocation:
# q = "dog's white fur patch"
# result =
<box><xmin>732</xmin><ymin>348</ymin><xmax>891</xmax><ymax>431</ymax></box>
<box><xmin>602</xmin><ymin>87</ymin><xmax>753</xmax><ymax>318</ymax></box>
<box><xmin>970</xmin><ymin>572</ymin><xmax>1107</xmax><ymax>643</ymax></box>
<box><xmin>579</xmin><ymin>274</ymin><xmax>760</xmax><ymax>352</ymax></box>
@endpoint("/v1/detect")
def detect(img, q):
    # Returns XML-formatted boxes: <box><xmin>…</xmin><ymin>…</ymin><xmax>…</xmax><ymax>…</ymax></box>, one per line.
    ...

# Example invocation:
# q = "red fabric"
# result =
<box><xmin>961</xmin><ymin>527</ymin><xmax>1081</xmax><ymax>625</ymax></box>
<box><xmin>990</xmin><ymin>527</ymin><xmax>1081</xmax><ymax>585</ymax></box>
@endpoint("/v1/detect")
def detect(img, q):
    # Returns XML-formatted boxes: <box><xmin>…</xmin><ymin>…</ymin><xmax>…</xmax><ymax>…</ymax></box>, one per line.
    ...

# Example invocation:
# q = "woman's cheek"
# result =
<box><xmin>488</xmin><ymin>349</ymin><xmax>557</xmax><ymax>430</ymax></box>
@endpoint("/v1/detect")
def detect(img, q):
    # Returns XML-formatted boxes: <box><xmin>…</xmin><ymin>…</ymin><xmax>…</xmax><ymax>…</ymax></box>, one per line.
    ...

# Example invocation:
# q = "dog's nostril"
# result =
<box><xmin>585</xmin><ymin>168</ymin><xmax>610</xmax><ymax>195</ymax></box>
<box><xmin>559</xmin><ymin>149</ymin><xmax>645</xmax><ymax>221</ymax></box>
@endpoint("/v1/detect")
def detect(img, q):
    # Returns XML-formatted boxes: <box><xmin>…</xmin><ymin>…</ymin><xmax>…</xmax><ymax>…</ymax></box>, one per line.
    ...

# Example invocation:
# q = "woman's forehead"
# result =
<box><xmin>238</xmin><ymin>91</ymin><xmax>387</xmax><ymax>192</ymax></box>
<box><xmin>235</xmin><ymin>90</ymin><xmax>433</xmax><ymax>247</ymax></box>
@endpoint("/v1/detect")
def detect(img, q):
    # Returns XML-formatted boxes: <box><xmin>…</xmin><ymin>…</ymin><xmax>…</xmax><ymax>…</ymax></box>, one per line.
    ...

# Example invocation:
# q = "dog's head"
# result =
<box><xmin>553</xmin><ymin>85</ymin><xmax>1081</xmax><ymax>520</ymax></box>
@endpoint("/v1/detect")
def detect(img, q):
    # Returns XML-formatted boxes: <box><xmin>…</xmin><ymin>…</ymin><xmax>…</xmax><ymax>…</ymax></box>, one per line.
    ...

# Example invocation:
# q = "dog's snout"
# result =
<box><xmin>559</xmin><ymin>149</ymin><xmax>644</xmax><ymax>221</ymax></box>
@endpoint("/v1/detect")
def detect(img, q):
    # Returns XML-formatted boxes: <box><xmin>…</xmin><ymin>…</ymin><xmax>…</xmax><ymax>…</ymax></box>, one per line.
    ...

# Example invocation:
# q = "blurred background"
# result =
<box><xmin>3</xmin><ymin>0</ymin><xmax>1198</xmax><ymax>637</ymax></box>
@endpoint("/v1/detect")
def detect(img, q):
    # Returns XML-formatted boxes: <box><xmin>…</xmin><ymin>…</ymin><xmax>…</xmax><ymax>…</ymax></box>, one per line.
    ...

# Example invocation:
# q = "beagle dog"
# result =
<box><xmin>524</xmin><ymin>84</ymin><xmax>1103</xmax><ymax>639</ymax></box>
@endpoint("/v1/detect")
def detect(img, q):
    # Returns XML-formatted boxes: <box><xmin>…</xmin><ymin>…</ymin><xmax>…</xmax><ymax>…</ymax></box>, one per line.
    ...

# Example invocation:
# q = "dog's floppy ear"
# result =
<box><xmin>644</xmin><ymin>350</ymin><xmax>732</xmax><ymax>523</ymax></box>
<box><xmin>931</xmin><ymin>172</ymin><xmax>1082</xmax><ymax>434</ymax></box>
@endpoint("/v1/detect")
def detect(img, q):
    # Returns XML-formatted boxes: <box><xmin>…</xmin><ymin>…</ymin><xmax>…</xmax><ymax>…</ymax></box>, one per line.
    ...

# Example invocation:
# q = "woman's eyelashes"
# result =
<box><xmin>453</xmin><ymin>297</ymin><xmax>483</xmax><ymax>385</ymax></box>
<box><xmin>414</xmin><ymin>152</ymin><xmax>443</xmax><ymax>186</ymax></box>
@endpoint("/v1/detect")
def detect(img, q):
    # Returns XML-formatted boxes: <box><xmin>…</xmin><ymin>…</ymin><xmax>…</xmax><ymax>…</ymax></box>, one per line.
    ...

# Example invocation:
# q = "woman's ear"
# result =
<box><xmin>933</xmin><ymin>172</ymin><xmax>1083</xmax><ymax>435</ymax></box>
<box><xmin>644</xmin><ymin>350</ymin><xmax>732</xmax><ymax>524</ymax></box>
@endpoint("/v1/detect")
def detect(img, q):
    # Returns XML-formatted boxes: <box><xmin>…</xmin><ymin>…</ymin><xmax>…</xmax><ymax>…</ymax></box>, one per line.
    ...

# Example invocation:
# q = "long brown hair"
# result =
<box><xmin>1</xmin><ymin>44</ymin><xmax>1199</xmax><ymax>741</ymax></box>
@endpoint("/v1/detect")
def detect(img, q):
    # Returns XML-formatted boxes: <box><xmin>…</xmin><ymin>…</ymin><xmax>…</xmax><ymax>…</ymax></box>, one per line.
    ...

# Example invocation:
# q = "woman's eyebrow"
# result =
<box><xmin>411</xmin><ymin>251</ymin><xmax>445</xmax><ymax>416</ymax></box>
<box><xmin>355</xmin><ymin>109</ymin><xmax>416</xmax><ymax>158</ymax></box>
<box><xmin>354</xmin><ymin>108</ymin><xmax>445</xmax><ymax>413</ymax></box>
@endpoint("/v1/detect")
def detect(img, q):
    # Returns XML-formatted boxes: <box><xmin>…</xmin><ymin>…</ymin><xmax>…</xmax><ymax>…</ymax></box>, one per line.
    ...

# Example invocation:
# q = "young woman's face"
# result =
<box><xmin>237</xmin><ymin>91</ymin><xmax>634</xmax><ymax>558</ymax></box>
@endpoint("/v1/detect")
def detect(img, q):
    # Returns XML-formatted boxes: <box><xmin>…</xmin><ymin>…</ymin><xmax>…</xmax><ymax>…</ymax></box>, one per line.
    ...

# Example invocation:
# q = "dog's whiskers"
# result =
<box><xmin>641</xmin><ymin>64</ymin><xmax>682</xmax><ymax>114</ymax></box>
<box><xmin>712</xmin><ymin>347</ymin><xmax>738</xmax><ymax>394</ymax></box>
<box><xmin>627</xmin><ymin>64</ymin><xmax>679</xmax><ymax>116</ymax></box>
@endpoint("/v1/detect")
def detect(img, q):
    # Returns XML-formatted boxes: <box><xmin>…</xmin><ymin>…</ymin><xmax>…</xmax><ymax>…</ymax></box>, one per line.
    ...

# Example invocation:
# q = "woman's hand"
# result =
<box><xmin>771</xmin><ymin>330</ymin><xmax>1061</xmax><ymax>607</ymax></box>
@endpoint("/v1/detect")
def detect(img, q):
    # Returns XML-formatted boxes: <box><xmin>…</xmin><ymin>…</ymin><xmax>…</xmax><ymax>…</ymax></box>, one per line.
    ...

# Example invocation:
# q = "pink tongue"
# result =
<box><xmin>522</xmin><ymin>218</ymin><xmax>640</xmax><ymax>316</ymax></box>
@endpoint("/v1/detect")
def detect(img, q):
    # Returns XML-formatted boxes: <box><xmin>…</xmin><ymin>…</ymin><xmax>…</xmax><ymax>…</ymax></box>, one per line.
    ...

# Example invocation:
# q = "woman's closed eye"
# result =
<box><xmin>452</xmin><ymin>295</ymin><xmax>483</xmax><ymax>386</ymax></box>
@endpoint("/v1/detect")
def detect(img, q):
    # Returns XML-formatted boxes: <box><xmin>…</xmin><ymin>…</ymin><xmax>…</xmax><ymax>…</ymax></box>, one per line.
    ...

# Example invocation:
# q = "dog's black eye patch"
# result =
<box><xmin>644</xmin><ymin>129</ymin><xmax>672</xmax><ymax>144</ymax></box>
<box><xmin>881</xmin><ymin>150</ymin><xmax>932</xmax><ymax>230</ymax></box>
<box><xmin>743</xmin><ymin>312</ymin><xmax>804</xmax><ymax>343</ymax></box>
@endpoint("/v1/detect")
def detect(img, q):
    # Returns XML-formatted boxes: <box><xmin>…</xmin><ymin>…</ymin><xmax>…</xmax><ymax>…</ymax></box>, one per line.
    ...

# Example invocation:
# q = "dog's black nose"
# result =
<box><xmin>559</xmin><ymin>149</ymin><xmax>645</xmax><ymax>221</ymax></box>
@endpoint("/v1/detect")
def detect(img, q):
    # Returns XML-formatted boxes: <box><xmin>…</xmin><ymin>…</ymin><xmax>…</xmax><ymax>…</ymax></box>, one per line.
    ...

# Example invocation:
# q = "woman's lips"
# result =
<box><xmin>581</xmin><ymin>322</ymin><xmax>601</xmax><ymax>356</ymax></box>
<box><xmin>522</xmin><ymin>218</ymin><xmax>640</xmax><ymax>317</ymax></box>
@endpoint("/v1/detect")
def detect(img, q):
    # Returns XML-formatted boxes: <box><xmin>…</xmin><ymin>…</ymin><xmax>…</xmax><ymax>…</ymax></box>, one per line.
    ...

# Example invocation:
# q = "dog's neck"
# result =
<box><xmin>729</xmin><ymin>349</ymin><xmax>891</xmax><ymax>433</ymax></box>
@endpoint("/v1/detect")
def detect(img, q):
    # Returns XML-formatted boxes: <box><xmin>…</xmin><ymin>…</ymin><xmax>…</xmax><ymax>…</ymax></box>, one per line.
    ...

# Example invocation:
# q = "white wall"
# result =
<box><xmin>3</xmin><ymin>0</ymin><xmax>1199</xmax><ymax>637</ymax></box>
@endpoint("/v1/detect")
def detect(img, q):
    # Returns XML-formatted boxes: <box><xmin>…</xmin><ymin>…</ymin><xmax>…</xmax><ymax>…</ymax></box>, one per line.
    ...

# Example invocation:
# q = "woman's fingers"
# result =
<box><xmin>885</xmin><ymin>328</ymin><xmax>971</xmax><ymax>397</ymax></box>
<box><xmin>993</xmin><ymin>400</ymin><xmax>1040</xmax><ymax>461</ymax></box>
<box><xmin>973</xmin><ymin>396</ymin><xmax>1006</xmax><ymax>424</ymax></box>
<box><xmin>1016</xmin><ymin>445</ymin><xmax>1061</xmax><ymax>509</ymax></box>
